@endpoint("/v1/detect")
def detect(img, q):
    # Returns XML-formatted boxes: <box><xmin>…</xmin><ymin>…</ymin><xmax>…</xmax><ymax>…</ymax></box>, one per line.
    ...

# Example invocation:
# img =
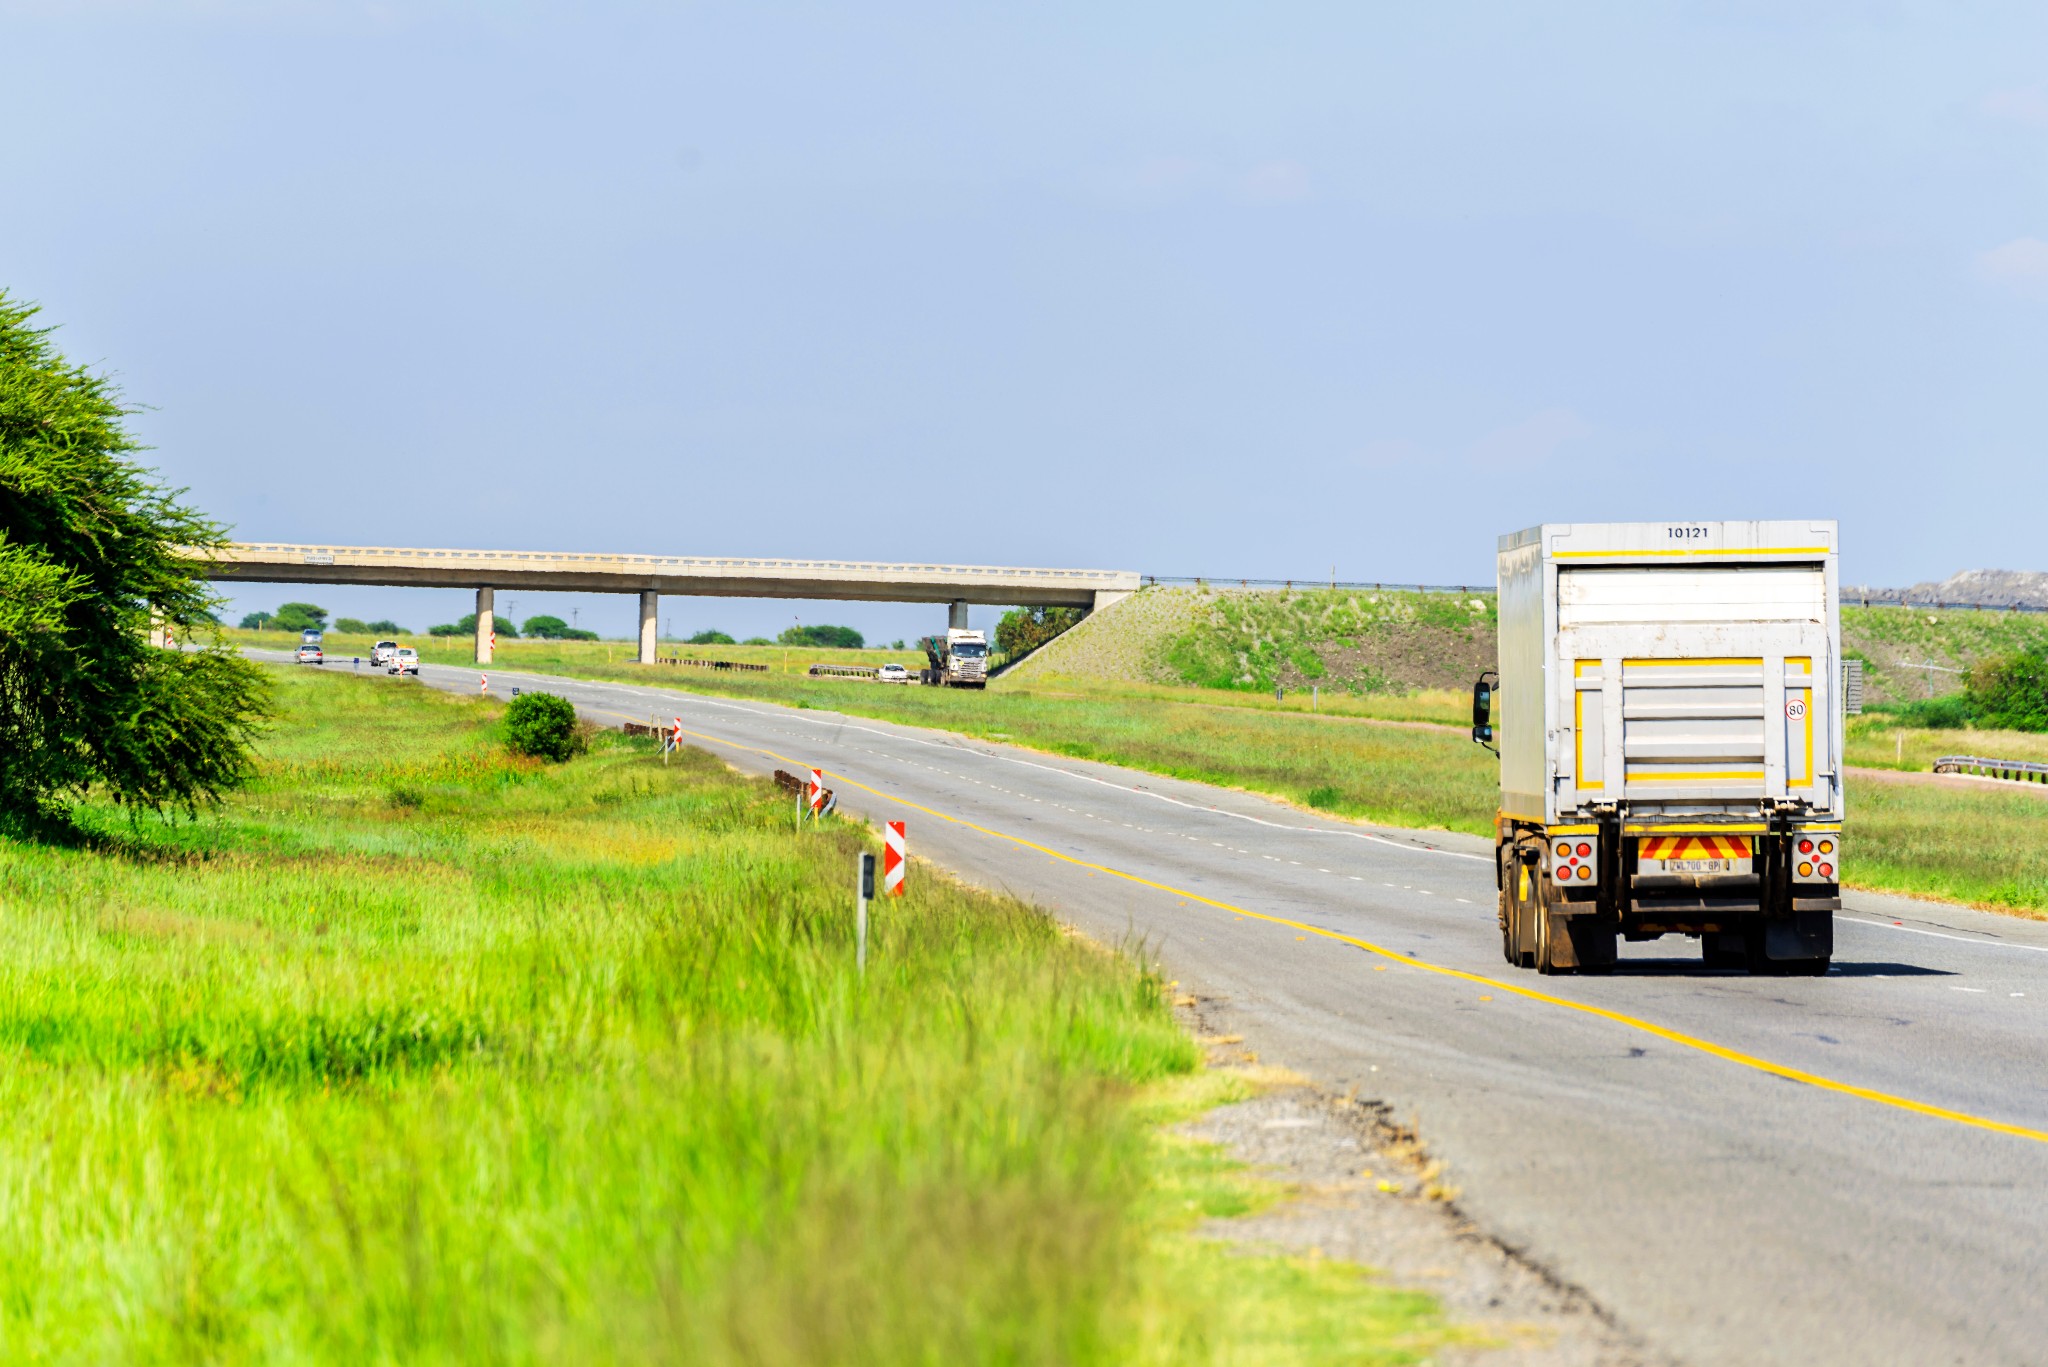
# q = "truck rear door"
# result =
<box><xmin>1557</xmin><ymin>566</ymin><xmax>1831</xmax><ymax>810</ymax></box>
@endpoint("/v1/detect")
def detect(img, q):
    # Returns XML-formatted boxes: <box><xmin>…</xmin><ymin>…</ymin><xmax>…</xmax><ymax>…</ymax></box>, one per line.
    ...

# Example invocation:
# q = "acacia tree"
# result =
<box><xmin>0</xmin><ymin>294</ymin><xmax>269</xmax><ymax>819</ymax></box>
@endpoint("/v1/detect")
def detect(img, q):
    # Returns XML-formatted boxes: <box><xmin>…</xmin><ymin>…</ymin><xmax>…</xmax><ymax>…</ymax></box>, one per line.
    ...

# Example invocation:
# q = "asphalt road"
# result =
<box><xmin>309</xmin><ymin>655</ymin><xmax>2048</xmax><ymax>1367</ymax></box>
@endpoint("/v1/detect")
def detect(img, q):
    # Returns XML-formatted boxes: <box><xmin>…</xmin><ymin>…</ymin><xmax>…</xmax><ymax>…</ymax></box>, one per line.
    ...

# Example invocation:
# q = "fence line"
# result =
<box><xmin>1143</xmin><ymin>578</ymin><xmax>2048</xmax><ymax>615</ymax></box>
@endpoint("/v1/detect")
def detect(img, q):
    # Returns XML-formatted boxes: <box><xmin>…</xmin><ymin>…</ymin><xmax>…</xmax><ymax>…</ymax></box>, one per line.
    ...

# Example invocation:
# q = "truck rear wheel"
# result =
<box><xmin>1498</xmin><ymin>886</ymin><xmax>1517</xmax><ymax>965</ymax></box>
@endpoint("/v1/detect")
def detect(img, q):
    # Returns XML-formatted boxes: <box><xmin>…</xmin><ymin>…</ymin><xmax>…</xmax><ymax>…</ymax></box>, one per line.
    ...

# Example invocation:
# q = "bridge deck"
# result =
<box><xmin>192</xmin><ymin>543</ymin><xmax>1139</xmax><ymax>607</ymax></box>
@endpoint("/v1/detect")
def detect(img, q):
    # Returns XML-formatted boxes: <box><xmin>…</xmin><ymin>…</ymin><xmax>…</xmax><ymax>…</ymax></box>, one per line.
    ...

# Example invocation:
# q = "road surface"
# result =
<box><xmin>309</xmin><ymin>655</ymin><xmax>2048</xmax><ymax>1367</ymax></box>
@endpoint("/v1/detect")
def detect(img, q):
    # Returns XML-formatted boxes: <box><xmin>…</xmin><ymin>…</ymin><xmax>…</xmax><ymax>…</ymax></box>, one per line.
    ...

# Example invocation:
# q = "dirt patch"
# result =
<box><xmin>1178</xmin><ymin>1004</ymin><xmax>1661</xmax><ymax>1367</ymax></box>
<box><xmin>1847</xmin><ymin>765</ymin><xmax>2048</xmax><ymax>798</ymax></box>
<box><xmin>1277</xmin><ymin>625</ymin><xmax>1498</xmax><ymax>695</ymax></box>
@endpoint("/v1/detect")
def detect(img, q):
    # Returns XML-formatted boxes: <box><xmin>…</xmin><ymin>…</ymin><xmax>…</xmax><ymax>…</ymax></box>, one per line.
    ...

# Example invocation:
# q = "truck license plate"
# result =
<box><xmin>1663</xmin><ymin>858</ymin><xmax>1735</xmax><ymax>874</ymax></box>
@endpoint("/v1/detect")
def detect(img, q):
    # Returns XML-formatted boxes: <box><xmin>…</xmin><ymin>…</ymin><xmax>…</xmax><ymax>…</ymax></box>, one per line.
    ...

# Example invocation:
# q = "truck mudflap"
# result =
<box><xmin>1761</xmin><ymin>910</ymin><xmax>1833</xmax><ymax>964</ymax></box>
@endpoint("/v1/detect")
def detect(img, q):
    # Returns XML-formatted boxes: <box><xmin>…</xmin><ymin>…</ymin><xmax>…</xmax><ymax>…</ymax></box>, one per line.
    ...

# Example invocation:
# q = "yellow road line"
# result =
<box><xmin>657</xmin><ymin>717</ymin><xmax>2048</xmax><ymax>1148</ymax></box>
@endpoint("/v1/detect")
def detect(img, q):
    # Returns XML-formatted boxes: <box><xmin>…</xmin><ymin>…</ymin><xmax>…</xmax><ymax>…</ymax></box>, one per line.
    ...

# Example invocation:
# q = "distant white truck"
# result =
<box><xmin>1474</xmin><ymin>521</ymin><xmax>1842</xmax><ymax>976</ymax></box>
<box><xmin>920</xmin><ymin>629</ymin><xmax>990</xmax><ymax>688</ymax></box>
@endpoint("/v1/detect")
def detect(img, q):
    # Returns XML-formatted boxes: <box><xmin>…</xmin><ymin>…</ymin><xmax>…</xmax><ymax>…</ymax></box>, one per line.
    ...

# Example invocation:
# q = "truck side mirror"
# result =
<box><xmin>1471</xmin><ymin>673</ymin><xmax>1497</xmax><ymax>751</ymax></box>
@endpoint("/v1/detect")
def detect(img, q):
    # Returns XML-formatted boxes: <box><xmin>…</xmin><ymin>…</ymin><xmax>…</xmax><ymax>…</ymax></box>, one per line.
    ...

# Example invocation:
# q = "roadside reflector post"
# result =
<box><xmin>480</xmin><ymin>674</ymin><xmax>488</xmax><ymax>695</ymax></box>
<box><xmin>809</xmin><ymin>767</ymin><xmax>826</xmax><ymax>825</ymax></box>
<box><xmin>884</xmin><ymin>821</ymin><xmax>906</xmax><ymax>896</ymax></box>
<box><xmin>857</xmin><ymin>851</ymin><xmax>875</xmax><ymax>975</ymax></box>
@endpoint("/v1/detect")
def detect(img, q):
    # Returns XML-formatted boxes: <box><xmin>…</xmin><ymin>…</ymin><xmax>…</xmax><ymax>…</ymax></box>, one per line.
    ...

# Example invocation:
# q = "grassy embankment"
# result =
<box><xmin>0</xmin><ymin>665</ymin><xmax>1468</xmax><ymax>1363</ymax></box>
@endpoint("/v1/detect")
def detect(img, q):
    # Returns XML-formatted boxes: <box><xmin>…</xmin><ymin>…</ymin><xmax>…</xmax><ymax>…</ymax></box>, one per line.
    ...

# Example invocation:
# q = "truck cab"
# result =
<box><xmin>920</xmin><ymin>629</ymin><xmax>990</xmax><ymax>688</ymax></box>
<box><xmin>1480</xmin><ymin>521</ymin><xmax>1841</xmax><ymax>976</ymax></box>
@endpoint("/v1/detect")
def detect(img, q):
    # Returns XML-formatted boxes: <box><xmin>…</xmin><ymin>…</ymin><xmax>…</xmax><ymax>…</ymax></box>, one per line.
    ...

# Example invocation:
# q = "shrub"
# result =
<box><xmin>273</xmin><ymin>602</ymin><xmax>328</xmax><ymax>633</ymax></box>
<box><xmin>687</xmin><ymin>629</ymin><xmax>736</xmax><ymax>645</ymax></box>
<box><xmin>366</xmin><ymin>619</ymin><xmax>405</xmax><ymax>634</ymax></box>
<box><xmin>503</xmin><ymin>692</ymin><xmax>583</xmax><ymax>761</ymax></box>
<box><xmin>1965</xmin><ymin>650</ymin><xmax>2048</xmax><ymax>731</ymax></box>
<box><xmin>524</xmin><ymin>616</ymin><xmax>595</xmax><ymax>641</ymax></box>
<box><xmin>743</xmin><ymin>637</ymin><xmax>772</xmax><ymax>646</ymax></box>
<box><xmin>429</xmin><ymin>613</ymin><xmax>518</xmax><ymax>639</ymax></box>
<box><xmin>333</xmin><ymin>617</ymin><xmax>370</xmax><ymax>634</ymax></box>
<box><xmin>238</xmin><ymin>612</ymin><xmax>274</xmax><ymax>630</ymax></box>
<box><xmin>778</xmin><ymin>624</ymin><xmax>863</xmax><ymax>649</ymax></box>
<box><xmin>1875</xmin><ymin>694</ymin><xmax>1975</xmax><ymax>730</ymax></box>
<box><xmin>996</xmin><ymin>606</ymin><xmax>1083</xmax><ymax>657</ymax></box>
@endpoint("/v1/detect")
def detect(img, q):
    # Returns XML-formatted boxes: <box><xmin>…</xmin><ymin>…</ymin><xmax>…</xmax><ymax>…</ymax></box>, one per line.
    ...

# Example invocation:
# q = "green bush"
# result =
<box><xmin>1965</xmin><ymin>650</ymin><xmax>2048</xmax><ymax>731</ymax></box>
<box><xmin>333</xmin><ymin>617</ymin><xmax>370</xmax><ymax>634</ymax></box>
<box><xmin>273</xmin><ymin>602</ymin><xmax>328</xmax><ymax>633</ymax></box>
<box><xmin>779</xmin><ymin>624</ymin><xmax>864</xmax><ymax>649</ymax></box>
<box><xmin>687</xmin><ymin>629</ymin><xmax>735</xmax><ymax>645</ymax></box>
<box><xmin>1871</xmin><ymin>694</ymin><xmax>1975</xmax><ymax>730</ymax></box>
<box><xmin>996</xmin><ymin>606</ymin><xmax>1083</xmax><ymax>657</ymax></box>
<box><xmin>503</xmin><ymin>691</ymin><xmax>583</xmax><ymax>761</ymax></box>
<box><xmin>430</xmin><ymin>613</ymin><xmax>520</xmax><ymax>639</ymax></box>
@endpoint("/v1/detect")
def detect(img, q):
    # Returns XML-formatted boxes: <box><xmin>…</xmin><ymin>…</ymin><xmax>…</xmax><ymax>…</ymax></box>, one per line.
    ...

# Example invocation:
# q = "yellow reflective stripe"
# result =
<box><xmin>1554</xmin><ymin>546</ymin><xmax>1831</xmax><ymax>558</ymax></box>
<box><xmin>1624</xmin><ymin>657</ymin><xmax>1763</xmax><ymax>667</ymax></box>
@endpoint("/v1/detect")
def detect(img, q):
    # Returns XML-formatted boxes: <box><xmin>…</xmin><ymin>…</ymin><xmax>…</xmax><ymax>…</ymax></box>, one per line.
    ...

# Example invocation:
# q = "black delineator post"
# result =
<box><xmin>856</xmin><ymin>852</ymin><xmax>876</xmax><ymax>975</ymax></box>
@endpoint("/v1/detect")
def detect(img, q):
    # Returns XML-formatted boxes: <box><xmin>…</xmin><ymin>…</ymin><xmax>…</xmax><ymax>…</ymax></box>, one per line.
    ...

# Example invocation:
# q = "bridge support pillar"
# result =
<box><xmin>475</xmin><ymin>587</ymin><xmax>494</xmax><ymax>665</ymax></box>
<box><xmin>948</xmin><ymin>599</ymin><xmax>969</xmax><ymax>631</ymax></box>
<box><xmin>1091</xmin><ymin>588</ymin><xmax>1133</xmax><ymax>614</ymax></box>
<box><xmin>638</xmin><ymin>591</ymin><xmax>659</xmax><ymax>664</ymax></box>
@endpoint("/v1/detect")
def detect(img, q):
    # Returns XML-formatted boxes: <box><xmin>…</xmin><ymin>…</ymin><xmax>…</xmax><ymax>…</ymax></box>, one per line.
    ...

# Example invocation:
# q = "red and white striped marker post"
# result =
<box><xmin>883</xmin><ymin>821</ymin><xmax>906</xmax><ymax>896</ymax></box>
<box><xmin>808</xmin><ymin>767</ymin><xmax>826</xmax><ymax>822</ymax></box>
<box><xmin>480</xmin><ymin>674</ymin><xmax>488</xmax><ymax>695</ymax></box>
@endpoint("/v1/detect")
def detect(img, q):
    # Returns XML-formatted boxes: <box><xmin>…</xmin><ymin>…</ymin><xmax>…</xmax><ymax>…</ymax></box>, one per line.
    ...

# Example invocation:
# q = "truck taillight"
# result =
<box><xmin>1552</xmin><ymin>835</ymin><xmax>1597</xmax><ymax>882</ymax></box>
<box><xmin>1793</xmin><ymin>834</ymin><xmax>1839</xmax><ymax>883</ymax></box>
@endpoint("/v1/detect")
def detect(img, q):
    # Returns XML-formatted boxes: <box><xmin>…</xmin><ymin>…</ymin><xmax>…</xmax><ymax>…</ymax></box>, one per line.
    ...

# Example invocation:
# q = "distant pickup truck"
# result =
<box><xmin>370</xmin><ymin>640</ymin><xmax>399</xmax><ymax>668</ymax></box>
<box><xmin>387</xmin><ymin>647</ymin><xmax>420</xmax><ymax>677</ymax></box>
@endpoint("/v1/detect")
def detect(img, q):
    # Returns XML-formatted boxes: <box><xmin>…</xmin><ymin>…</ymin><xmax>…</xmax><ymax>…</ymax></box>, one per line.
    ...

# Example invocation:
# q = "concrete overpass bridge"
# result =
<box><xmin>193</xmin><ymin>542</ymin><xmax>1142</xmax><ymax>664</ymax></box>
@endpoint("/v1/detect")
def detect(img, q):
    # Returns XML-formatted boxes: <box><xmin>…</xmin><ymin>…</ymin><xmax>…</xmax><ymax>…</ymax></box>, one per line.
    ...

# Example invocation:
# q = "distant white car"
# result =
<box><xmin>387</xmin><ymin>647</ymin><xmax>420</xmax><ymax>676</ymax></box>
<box><xmin>877</xmin><ymin>663</ymin><xmax>911</xmax><ymax>684</ymax></box>
<box><xmin>294</xmin><ymin>644</ymin><xmax>324</xmax><ymax>665</ymax></box>
<box><xmin>370</xmin><ymin>640</ymin><xmax>399</xmax><ymax>668</ymax></box>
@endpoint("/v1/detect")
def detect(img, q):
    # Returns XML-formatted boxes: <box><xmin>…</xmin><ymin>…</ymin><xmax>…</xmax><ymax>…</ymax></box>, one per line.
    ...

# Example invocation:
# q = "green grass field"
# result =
<box><xmin>0</xmin><ymin>666</ymin><xmax>1468</xmax><ymax>1363</ymax></box>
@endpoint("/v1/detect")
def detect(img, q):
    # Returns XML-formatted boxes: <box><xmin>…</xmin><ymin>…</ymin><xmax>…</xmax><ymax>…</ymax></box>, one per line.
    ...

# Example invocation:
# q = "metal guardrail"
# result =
<box><xmin>656</xmin><ymin>657</ymin><xmax>769</xmax><ymax>672</ymax></box>
<box><xmin>1143</xmin><ymin>575</ymin><xmax>1493</xmax><ymax>594</ymax></box>
<box><xmin>1848</xmin><ymin>595</ymin><xmax>2048</xmax><ymax>614</ymax></box>
<box><xmin>1933</xmin><ymin>755</ymin><xmax>2048</xmax><ymax>783</ymax></box>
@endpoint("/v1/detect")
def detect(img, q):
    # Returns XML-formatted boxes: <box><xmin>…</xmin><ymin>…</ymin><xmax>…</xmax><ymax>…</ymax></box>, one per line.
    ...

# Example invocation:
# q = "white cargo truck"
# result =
<box><xmin>1473</xmin><ymin>521</ymin><xmax>1842</xmax><ymax>975</ymax></box>
<box><xmin>919</xmin><ymin>628</ymin><xmax>990</xmax><ymax>688</ymax></box>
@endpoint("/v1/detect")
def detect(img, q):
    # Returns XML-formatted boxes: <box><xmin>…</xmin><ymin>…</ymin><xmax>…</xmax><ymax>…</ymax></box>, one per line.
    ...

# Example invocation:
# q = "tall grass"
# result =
<box><xmin>0</xmin><ymin>667</ymin><xmax>1460</xmax><ymax>1362</ymax></box>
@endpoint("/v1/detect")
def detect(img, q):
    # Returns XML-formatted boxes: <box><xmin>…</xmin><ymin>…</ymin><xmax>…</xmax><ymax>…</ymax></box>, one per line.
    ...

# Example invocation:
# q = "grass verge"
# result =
<box><xmin>0</xmin><ymin>665</ymin><xmax>1465</xmax><ymax>1363</ymax></box>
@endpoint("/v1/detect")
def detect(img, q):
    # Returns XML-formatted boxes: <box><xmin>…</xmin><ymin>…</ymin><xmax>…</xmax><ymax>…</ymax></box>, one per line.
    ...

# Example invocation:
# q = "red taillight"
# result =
<box><xmin>1819</xmin><ymin>862</ymin><xmax>1833</xmax><ymax>879</ymax></box>
<box><xmin>1798</xmin><ymin>839</ymin><xmax>1813</xmax><ymax>854</ymax></box>
<box><xmin>1577</xmin><ymin>843</ymin><xmax>1591</xmax><ymax>858</ymax></box>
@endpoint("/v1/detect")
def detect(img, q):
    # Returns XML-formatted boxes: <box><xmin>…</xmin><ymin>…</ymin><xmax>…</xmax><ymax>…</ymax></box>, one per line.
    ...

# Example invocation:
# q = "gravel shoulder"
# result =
<box><xmin>1178</xmin><ymin>1006</ymin><xmax>1665</xmax><ymax>1367</ymax></box>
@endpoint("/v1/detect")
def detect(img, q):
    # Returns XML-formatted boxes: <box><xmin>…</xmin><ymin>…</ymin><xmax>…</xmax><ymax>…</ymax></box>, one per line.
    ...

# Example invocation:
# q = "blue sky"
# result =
<box><xmin>6</xmin><ymin>1</ymin><xmax>2046</xmax><ymax>641</ymax></box>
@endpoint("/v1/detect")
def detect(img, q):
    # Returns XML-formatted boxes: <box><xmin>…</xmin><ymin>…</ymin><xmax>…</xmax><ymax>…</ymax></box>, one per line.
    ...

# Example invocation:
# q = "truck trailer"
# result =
<box><xmin>1475</xmin><ymin>521</ymin><xmax>1842</xmax><ymax>976</ymax></box>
